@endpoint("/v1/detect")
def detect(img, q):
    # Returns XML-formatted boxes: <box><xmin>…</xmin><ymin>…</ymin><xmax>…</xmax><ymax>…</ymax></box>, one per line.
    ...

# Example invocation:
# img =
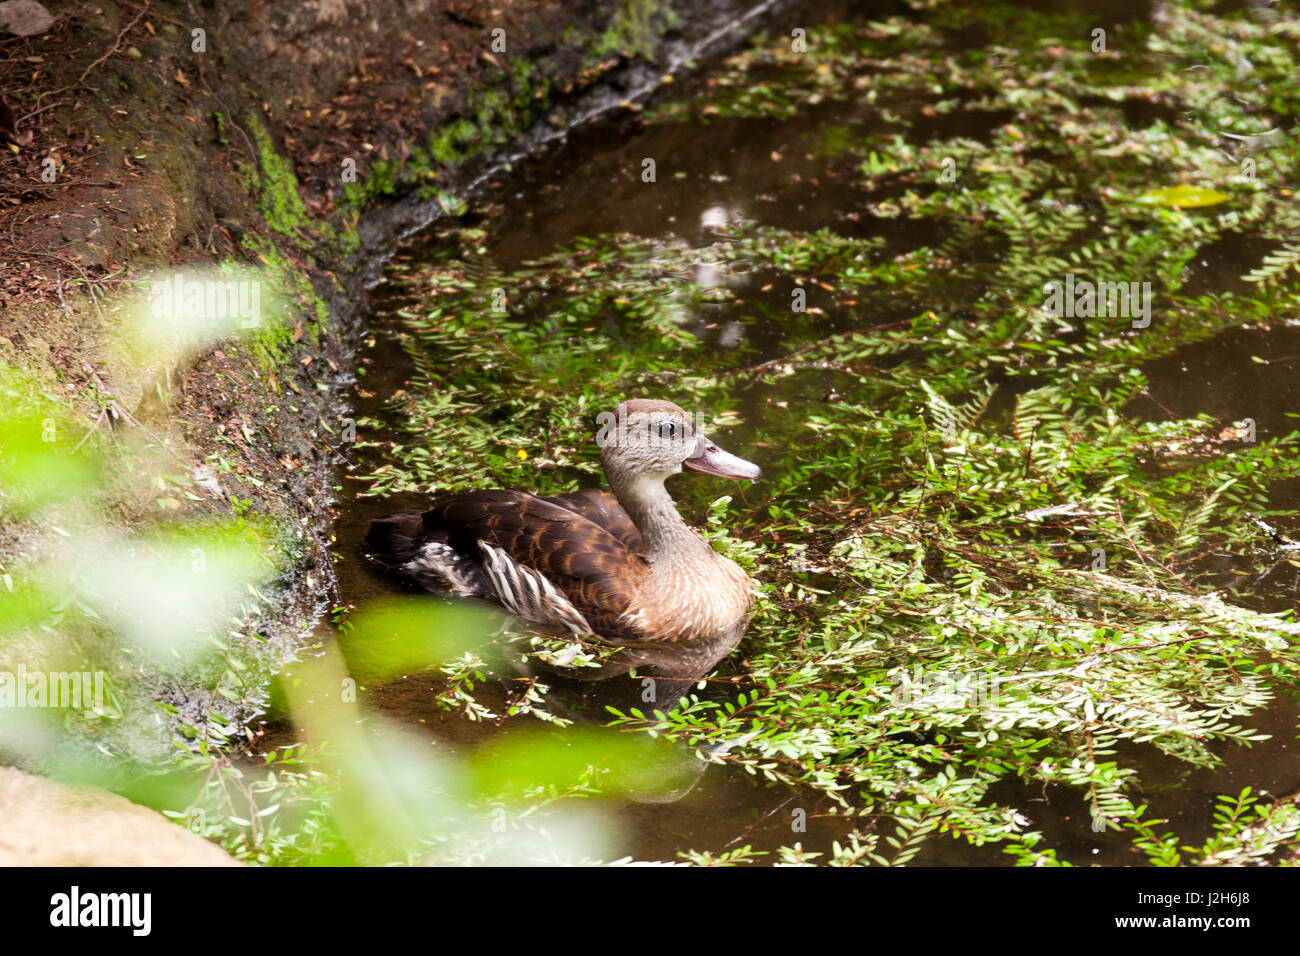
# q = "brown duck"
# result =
<box><xmin>364</xmin><ymin>399</ymin><xmax>761</xmax><ymax>704</ymax></box>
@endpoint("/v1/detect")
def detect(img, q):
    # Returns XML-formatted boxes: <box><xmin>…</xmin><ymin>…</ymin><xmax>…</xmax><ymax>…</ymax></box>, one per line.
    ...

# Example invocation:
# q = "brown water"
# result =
<box><xmin>258</xmin><ymin>0</ymin><xmax>1300</xmax><ymax>864</ymax></box>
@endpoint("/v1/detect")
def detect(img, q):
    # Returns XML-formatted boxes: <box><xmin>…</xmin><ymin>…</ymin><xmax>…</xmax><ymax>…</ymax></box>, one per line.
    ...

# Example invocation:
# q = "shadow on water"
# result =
<box><xmin>258</xmin><ymin>0</ymin><xmax>1300</xmax><ymax>864</ymax></box>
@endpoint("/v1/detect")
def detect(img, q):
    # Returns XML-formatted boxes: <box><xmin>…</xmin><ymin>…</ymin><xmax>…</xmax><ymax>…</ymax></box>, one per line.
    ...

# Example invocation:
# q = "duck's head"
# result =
<box><xmin>598</xmin><ymin>399</ymin><xmax>762</xmax><ymax>484</ymax></box>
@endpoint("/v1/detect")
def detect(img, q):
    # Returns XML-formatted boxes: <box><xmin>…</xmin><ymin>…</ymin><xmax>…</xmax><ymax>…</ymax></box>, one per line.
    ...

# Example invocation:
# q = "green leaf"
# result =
<box><xmin>1133</xmin><ymin>185</ymin><xmax>1231</xmax><ymax>209</ymax></box>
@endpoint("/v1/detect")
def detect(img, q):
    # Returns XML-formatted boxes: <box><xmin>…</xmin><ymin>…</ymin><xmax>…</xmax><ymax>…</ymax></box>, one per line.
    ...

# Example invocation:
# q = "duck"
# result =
<box><xmin>364</xmin><ymin>399</ymin><xmax>761</xmax><ymax>706</ymax></box>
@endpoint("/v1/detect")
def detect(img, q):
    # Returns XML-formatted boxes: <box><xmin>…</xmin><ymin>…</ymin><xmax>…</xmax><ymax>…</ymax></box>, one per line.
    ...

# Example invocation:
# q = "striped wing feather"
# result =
<box><xmin>421</xmin><ymin>490</ymin><xmax>646</xmax><ymax>641</ymax></box>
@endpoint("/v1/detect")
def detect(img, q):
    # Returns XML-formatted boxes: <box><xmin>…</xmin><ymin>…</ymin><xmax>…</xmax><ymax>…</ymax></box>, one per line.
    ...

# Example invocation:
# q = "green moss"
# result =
<box><xmin>329</xmin><ymin>5</ymin><xmax>676</xmax><ymax>233</ymax></box>
<box><xmin>245</xmin><ymin>113</ymin><xmax>310</xmax><ymax>239</ymax></box>
<box><xmin>212</xmin><ymin>110</ymin><xmax>229</xmax><ymax>146</ymax></box>
<box><xmin>508</xmin><ymin>60</ymin><xmax>551</xmax><ymax>129</ymax></box>
<box><xmin>339</xmin><ymin>63</ymin><xmax>549</xmax><ymax>220</ymax></box>
<box><xmin>234</xmin><ymin>236</ymin><xmax>328</xmax><ymax>369</ymax></box>
<box><xmin>428</xmin><ymin>118</ymin><xmax>481</xmax><ymax>166</ymax></box>
<box><xmin>590</xmin><ymin>0</ymin><xmax>678</xmax><ymax>63</ymax></box>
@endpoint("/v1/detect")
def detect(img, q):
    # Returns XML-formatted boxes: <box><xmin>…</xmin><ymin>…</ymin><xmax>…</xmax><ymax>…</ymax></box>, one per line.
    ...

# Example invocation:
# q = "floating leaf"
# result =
<box><xmin>1134</xmin><ymin>185</ymin><xmax>1231</xmax><ymax>209</ymax></box>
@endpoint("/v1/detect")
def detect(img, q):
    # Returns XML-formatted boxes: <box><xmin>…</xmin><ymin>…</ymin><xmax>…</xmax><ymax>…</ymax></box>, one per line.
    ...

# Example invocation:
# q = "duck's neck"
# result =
<box><xmin>610</xmin><ymin>472</ymin><xmax>708</xmax><ymax>565</ymax></box>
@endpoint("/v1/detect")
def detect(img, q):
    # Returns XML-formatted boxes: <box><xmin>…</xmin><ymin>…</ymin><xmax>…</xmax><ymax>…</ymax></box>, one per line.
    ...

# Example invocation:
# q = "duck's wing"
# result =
<box><xmin>541</xmin><ymin>488</ymin><xmax>644</xmax><ymax>554</ymax></box>
<box><xmin>419</xmin><ymin>490</ymin><xmax>646</xmax><ymax>641</ymax></box>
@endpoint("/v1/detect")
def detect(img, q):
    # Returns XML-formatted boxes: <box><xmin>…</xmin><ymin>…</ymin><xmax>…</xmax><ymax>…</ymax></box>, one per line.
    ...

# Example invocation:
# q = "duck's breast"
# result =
<box><xmin>626</xmin><ymin>552</ymin><xmax>754</xmax><ymax>643</ymax></box>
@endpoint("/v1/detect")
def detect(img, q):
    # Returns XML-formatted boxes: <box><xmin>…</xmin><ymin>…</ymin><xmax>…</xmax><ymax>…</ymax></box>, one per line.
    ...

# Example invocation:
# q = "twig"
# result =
<box><xmin>54</xmin><ymin>272</ymin><xmax>69</xmax><ymax>315</ymax></box>
<box><xmin>4</xmin><ymin>180</ymin><xmax>121</xmax><ymax>191</ymax></box>
<box><xmin>79</xmin><ymin>1</ymin><xmax>152</xmax><ymax>84</ymax></box>
<box><xmin>1137</xmin><ymin>386</ymin><xmax>1179</xmax><ymax>420</ymax></box>
<box><xmin>15</xmin><ymin>101</ymin><xmax>65</xmax><ymax>126</ymax></box>
<box><xmin>72</xmin><ymin>406</ymin><xmax>109</xmax><ymax>453</ymax></box>
<box><xmin>1249</xmin><ymin>513</ymin><xmax>1300</xmax><ymax>551</ymax></box>
<box><xmin>723</xmin><ymin>792</ymin><xmax>799</xmax><ymax>849</ymax></box>
<box><xmin>75</xmin><ymin>362</ymin><xmax>193</xmax><ymax>468</ymax></box>
<box><xmin>13</xmin><ymin>249</ymin><xmax>108</xmax><ymax>319</ymax></box>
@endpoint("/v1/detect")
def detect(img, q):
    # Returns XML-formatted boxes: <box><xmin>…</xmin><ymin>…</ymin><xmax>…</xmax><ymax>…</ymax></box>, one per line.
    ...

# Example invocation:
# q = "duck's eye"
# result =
<box><xmin>658</xmin><ymin>421</ymin><xmax>678</xmax><ymax>439</ymax></box>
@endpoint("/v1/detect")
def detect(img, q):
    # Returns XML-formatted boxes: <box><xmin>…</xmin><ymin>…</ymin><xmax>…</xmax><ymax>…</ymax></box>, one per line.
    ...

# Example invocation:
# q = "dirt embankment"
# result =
<box><xmin>0</xmin><ymin>1</ymin><xmax>777</xmax><ymax>748</ymax></box>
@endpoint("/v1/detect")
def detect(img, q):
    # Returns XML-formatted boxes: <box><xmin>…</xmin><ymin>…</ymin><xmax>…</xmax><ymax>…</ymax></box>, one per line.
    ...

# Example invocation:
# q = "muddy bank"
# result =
<box><xmin>0</xmin><ymin>1</ymin><xmax>787</xmax><ymax>765</ymax></box>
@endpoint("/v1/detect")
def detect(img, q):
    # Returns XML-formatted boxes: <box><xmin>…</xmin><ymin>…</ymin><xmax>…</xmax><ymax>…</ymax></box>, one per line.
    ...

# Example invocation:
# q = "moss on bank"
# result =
<box><xmin>590</xmin><ymin>0</ymin><xmax>680</xmax><ymax>63</ymax></box>
<box><xmin>247</xmin><ymin>114</ymin><xmax>311</xmax><ymax>239</ymax></box>
<box><xmin>338</xmin><ymin>0</ymin><xmax>681</xmax><ymax>218</ymax></box>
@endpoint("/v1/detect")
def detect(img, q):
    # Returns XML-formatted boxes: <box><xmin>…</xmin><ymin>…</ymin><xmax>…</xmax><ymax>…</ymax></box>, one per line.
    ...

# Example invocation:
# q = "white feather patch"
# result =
<box><xmin>477</xmin><ymin>542</ymin><xmax>593</xmax><ymax>635</ymax></box>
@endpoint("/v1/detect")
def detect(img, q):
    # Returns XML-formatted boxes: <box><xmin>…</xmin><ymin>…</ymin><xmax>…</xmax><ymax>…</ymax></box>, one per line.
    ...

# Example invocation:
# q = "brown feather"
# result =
<box><xmin>541</xmin><ymin>488</ymin><xmax>644</xmax><ymax>553</ymax></box>
<box><xmin>420</xmin><ymin>490</ymin><xmax>648</xmax><ymax>640</ymax></box>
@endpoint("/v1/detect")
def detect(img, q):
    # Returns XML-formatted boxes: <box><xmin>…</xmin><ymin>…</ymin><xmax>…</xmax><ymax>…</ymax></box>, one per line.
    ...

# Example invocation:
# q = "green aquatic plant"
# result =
<box><xmin>362</xmin><ymin>0</ymin><xmax>1300</xmax><ymax>864</ymax></box>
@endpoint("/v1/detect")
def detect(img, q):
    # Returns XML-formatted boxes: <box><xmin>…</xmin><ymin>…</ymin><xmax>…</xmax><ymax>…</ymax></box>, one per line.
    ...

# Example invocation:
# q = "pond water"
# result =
<box><xmin>260</xmin><ymin>0</ymin><xmax>1300</xmax><ymax>864</ymax></box>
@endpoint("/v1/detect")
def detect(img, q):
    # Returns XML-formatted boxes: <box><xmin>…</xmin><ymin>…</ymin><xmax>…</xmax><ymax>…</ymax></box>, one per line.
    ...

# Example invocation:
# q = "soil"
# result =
<box><xmin>0</xmin><ymin>0</ymin><xmax>781</xmax><ymax>748</ymax></box>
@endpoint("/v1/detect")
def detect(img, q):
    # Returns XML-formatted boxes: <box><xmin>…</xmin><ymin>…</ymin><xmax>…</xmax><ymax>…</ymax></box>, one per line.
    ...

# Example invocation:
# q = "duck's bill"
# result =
<box><xmin>683</xmin><ymin>437</ymin><xmax>762</xmax><ymax>480</ymax></box>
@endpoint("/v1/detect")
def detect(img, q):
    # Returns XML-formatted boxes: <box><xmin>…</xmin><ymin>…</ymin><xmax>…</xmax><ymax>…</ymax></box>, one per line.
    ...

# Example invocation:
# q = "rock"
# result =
<box><xmin>0</xmin><ymin>0</ymin><xmax>54</xmax><ymax>37</ymax></box>
<box><xmin>0</xmin><ymin>766</ymin><xmax>243</xmax><ymax>866</ymax></box>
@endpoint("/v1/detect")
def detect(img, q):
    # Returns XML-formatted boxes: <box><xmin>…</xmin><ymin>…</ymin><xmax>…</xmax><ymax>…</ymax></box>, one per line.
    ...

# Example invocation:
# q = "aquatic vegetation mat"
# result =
<box><xmin>353</xmin><ymin>0</ymin><xmax>1300</xmax><ymax>865</ymax></box>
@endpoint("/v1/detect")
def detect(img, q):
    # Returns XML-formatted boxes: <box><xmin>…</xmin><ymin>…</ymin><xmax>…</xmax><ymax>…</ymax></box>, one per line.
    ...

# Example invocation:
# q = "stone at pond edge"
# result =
<box><xmin>0</xmin><ymin>0</ymin><xmax>54</xmax><ymax>37</ymax></box>
<box><xmin>0</xmin><ymin>766</ymin><xmax>243</xmax><ymax>866</ymax></box>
